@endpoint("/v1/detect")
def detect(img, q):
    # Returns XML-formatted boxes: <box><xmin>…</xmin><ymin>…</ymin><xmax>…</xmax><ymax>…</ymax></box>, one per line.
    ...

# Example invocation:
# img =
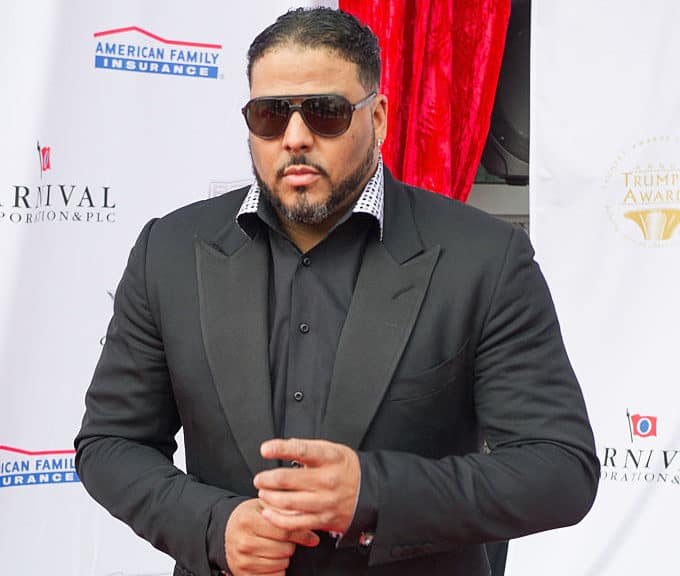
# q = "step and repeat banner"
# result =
<box><xmin>3</xmin><ymin>2</ymin><xmax>677</xmax><ymax>576</ymax></box>
<box><xmin>0</xmin><ymin>2</ymin><xmax>331</xmax><ymax>575</ymax></box>
<box><xmin>508</xmin><ymin>3</ymin><xmax>680</xmax><ymax>575</ymax></box>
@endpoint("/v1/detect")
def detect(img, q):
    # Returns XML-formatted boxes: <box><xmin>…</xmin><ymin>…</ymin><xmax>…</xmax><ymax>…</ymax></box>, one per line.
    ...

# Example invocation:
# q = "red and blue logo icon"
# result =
<box><xmin>626</xmin><ymin>410</ymin><xmax>658</xmax><ymax>441</ymax></box>
<box><xmin>37</xmin><ymin>140</ymin><xmax>51</xmax><ymax>178</ymax></box>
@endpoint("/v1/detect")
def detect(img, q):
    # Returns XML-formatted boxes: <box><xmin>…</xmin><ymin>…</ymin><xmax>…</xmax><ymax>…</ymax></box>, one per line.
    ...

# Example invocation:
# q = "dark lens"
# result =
<box><xmin>247</xmin><ymin>99</ymin><xmax>290</xmax><ymax>138</ymax></box>
<box><xmin>302</xmin><ymin>96</ymin><xmax>352</xmax><ymax>136</ymax></box>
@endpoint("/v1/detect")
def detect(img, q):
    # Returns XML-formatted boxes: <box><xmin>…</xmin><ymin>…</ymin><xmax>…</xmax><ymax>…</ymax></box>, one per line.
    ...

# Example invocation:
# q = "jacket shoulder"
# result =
<box><xmin>403</xmin><ymin>183</ymin><xmax>519</xmax><ymax>251</ymax></box>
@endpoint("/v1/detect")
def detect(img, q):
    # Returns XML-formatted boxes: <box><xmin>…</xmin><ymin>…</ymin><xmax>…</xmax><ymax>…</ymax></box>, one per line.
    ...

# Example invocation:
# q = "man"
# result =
<box><xmin>75</xmin><ymin>7</ymin><xmax>599</xmax><ymax>576</ymax></box>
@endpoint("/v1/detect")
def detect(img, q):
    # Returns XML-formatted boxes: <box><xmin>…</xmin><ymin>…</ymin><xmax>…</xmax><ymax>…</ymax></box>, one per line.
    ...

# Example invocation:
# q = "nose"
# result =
<box><xmin>281</xmin><ymin>110</ymin><xmax>314</xmax><ymax>153</ymax></box>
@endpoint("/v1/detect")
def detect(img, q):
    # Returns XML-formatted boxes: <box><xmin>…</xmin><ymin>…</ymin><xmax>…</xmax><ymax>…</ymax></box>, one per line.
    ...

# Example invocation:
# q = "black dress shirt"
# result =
<box><xmin>245</xmin><ymin>201</ymin><xmax>374</xmax><ymax>442</ymax></box>
<box><xmin>207</xmin><ymin>165</ymin><xmax>386</xmax><ymax>568</ymax></box>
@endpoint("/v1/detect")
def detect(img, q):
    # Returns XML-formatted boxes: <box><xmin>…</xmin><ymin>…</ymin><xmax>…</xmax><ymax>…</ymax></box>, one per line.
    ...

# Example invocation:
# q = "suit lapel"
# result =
<box><xmin>322</xmin><ymin>171</ymin><xmax>441</xmax><ymax>449</ymax></box>
<box><xmin>195</xmin><ymin>222</ymin><xmax>276</xmax><ymax>477</ymax></box>
<box><xmin>321</xmin><ymin>242</ymin><xmax>440</xmax><ymax>449</ymax></box>
<box><xmin>195</xmin><ymin>172</ymin><xmax>439</xmax><ymax>461</ymax></box>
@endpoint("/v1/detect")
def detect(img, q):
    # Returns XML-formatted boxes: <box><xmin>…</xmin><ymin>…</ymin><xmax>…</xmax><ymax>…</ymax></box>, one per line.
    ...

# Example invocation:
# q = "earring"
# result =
<box><xmin>377</xmin><ymin>138</ymin><xmax>383</xmax><ymax>147</ymax></box>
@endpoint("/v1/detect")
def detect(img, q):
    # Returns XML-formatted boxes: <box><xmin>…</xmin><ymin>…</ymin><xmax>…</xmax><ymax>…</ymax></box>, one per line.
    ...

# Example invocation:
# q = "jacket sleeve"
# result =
<box><xmin>359</xmin><ymin>226</ymin><xmax>600</xmax><ymax>566</ymax></box>
<box><xmin>74</xmin><ymin>219</ymin><xmax>245</xmax><ymax>576</ymax></box>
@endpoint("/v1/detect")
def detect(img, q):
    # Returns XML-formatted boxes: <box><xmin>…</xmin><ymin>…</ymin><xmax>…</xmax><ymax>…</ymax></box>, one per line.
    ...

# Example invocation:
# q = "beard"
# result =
<box><xmin>252</xmin><ymin>133</ymin><xmax>377</xmax><ymax>226</ymax></box>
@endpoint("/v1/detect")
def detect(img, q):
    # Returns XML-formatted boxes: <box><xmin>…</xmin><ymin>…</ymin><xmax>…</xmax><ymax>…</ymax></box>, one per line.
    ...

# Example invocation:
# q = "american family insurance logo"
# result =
<box><xmin>94</xmin><ymin>26</ymin><xmax>222</xmax><ymax>79</ymax></box>
<box><xmin>0</xmin><ymin>445</ymin><xmax>79</xmax><ymax>489</ymax></box>
<box><xmin>600</xmin><ymin>410</ymin><xmax>679</xmax><ymax>488</ymax></box>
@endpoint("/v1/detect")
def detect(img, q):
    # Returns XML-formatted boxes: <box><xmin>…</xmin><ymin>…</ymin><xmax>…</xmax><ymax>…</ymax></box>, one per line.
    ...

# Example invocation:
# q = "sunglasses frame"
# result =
<box><xmin>242</xmin><ymin>92</ymin><xmax>377</xmax><ymax>139</ymax></box>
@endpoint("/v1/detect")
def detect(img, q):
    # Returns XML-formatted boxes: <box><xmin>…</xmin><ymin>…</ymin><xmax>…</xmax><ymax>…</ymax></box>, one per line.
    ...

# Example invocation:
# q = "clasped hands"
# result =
<box><xmin>224</xmin><ymin>438</ymin><xmax>360</xmax><ymax>576</ymax></box>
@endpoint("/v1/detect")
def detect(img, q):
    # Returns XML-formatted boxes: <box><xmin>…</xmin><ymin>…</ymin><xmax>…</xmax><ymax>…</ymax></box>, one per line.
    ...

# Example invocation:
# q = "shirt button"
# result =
<box><xmin>293</xmin><ymin>391</ymin><xmax>304</xmax><ymax>401</ymax></box>
<box><xmin>299</xmin><ymin>322</ymin><xmax>310</xmax><ymax>334</ymax></box>
<box><xmin>302</xmin><ymin>256</ymin><xmax>311</xmax><ymax>267</ymax></box>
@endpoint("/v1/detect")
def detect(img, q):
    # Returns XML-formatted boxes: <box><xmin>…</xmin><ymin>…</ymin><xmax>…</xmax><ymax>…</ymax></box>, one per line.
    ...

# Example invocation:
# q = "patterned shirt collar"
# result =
<box><xmin>236</xmin><ymin>156</ymin><xmax>385</xmax><ymax>240</ymax></box>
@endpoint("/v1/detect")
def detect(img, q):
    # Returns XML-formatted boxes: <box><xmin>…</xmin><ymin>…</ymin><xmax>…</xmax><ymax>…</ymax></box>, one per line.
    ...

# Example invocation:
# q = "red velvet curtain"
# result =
<box><xmin>339</xmin><ymin>0</ymin><xmax>510</xmax><ymax>201</ymax></box>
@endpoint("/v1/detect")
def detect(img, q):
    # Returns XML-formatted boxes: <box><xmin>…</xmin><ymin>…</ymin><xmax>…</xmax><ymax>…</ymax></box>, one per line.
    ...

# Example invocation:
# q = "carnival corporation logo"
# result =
<box><xmin>1</xmin><ymin>141</ymin><xmax>115</xmax><ymax>225</ymax></box>
<box><xmin>604</xmin><ymin>136</ymin><xmax>680</xmax><ymax>246</ymax></box>
<box><xmin>0</xmin><ymin>445</ymin><xmax>79</xmax><ymax>489</ymax></box>
<box><xmin>93</xmin><ymin>26</ymin><xmax>223</xmax><ymax>79</ymax></box>
<box><xmin>600</xmin><ymin>410</ymin><xmax>679</xmax><ymax>487</ymax></box>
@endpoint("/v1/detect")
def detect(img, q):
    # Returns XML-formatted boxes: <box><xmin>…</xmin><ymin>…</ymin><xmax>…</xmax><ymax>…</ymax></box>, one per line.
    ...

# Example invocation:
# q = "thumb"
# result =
<box><xmin>289</xmin><ymin>529</ymin><xmax>320</xmax><ymax>548</ymax></box>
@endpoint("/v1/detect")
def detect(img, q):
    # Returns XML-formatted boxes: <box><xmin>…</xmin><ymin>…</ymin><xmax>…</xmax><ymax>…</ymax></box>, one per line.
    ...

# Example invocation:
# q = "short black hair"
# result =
<box><xmin>247</xmin><ymin>7</ymin><xmax>381</xmax><ymax>92</ymax></box>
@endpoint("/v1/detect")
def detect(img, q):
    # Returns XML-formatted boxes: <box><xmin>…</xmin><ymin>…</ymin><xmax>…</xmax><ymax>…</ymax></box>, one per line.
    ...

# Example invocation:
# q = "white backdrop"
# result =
<box><xmin>4</xmin><ymin>2</ymin><xmax>677</xmax><ymax>576</ymax></box>
<box><xmin>0</xmin><ymin>2</ymin><xmax>333</xmax><ymax>575</ymax></box>
<box><xmin>508</xmin><ymin>3</ymin><xmax>680</xmax><ymax>575</ymax></box>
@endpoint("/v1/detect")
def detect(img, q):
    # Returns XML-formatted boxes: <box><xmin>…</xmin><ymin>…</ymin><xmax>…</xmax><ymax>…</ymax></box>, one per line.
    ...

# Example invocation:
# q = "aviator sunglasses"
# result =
<box><xmin>242</xmin><ymin>92</ymin><xmax>377</xmax><ymax>139</ymax></box>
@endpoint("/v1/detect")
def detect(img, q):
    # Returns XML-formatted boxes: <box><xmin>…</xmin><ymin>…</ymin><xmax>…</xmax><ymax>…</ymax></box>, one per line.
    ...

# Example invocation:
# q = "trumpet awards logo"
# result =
<box><xmin>604</xmin><ymin>136</ymin><xmax>680</xmax><ymax>246</ymax></box>
<box><xmin>600</xmin><ymin>410</ymin><xmax>679</xmax><ymax>488</ymax></box>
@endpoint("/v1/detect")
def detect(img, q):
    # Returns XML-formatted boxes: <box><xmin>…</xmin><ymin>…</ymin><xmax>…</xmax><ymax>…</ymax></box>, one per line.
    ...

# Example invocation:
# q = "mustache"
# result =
<box><xmin>276</xmin><ymin>156</ymin><xmax>329</xmax><ymax>179</ymax></box>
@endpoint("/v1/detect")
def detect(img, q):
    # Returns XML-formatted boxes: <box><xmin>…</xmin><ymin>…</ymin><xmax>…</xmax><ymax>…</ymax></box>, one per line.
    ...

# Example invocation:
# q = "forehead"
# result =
<box><xmin>249</xmin><ymin>44</ymin><xmax>362</xmax><ymax>98</ymax></box>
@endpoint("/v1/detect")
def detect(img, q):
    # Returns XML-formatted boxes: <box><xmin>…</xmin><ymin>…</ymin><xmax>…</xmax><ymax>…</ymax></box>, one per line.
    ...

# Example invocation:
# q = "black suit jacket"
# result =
<box><xmin>75</xmin><ymin>170</ymin><xmax>599</xmax><ymax>576</ymax></box>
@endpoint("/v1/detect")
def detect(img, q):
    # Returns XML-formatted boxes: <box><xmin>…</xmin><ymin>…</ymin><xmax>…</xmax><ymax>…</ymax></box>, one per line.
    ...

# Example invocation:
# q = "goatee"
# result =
<box><xmin>252</xmin><ymin>137</ymin><xmax>376</xmax><ymax>226</ymax></box>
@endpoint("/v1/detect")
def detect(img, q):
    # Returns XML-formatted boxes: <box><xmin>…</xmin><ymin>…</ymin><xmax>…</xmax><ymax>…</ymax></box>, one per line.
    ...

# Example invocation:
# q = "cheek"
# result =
<box><xmin>332</xmin><ymin>133</ymin><xmax>363</xmax><ymax>164</ymax></box>
<box><xmin>250</xmin><ymin>141</ymin><xmax>276</xmax><ymax>174</ymax></box>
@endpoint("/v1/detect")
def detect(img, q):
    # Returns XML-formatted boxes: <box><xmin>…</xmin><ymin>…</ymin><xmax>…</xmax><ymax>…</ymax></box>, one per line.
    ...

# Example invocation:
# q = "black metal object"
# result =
<box><xmin>481</xmin><ymin>0</ymin><xmax>531</xmax><ymax>185</ymax></box>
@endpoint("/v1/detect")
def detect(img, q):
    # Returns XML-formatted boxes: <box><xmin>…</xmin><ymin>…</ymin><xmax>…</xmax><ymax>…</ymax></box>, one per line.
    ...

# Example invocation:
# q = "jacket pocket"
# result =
<box><xmin>389</xmin><ymin>339</ymin><xmax>469</xmax><ymax>402</ymax></box>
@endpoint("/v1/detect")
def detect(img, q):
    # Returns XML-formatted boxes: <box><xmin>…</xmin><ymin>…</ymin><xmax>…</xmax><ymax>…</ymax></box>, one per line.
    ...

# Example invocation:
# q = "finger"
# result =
<box><xmin>230</xmin><ymin>535</ymin><xmax>296</xmax><ymax>560</ymax></box>
<box><xmin>258</xmin><ymin>488</ymin><xmax>331</xmax><ymax>514</ymax></box>
<box><xmin>261</xmin><ymin>507</ymin><xmax>330</xmax><ymax>532</ymax></box>
<box><xmin>227</xmin><ymin>551</ymin><xmax>291</xmax><ymax>575</ymax></box>
<box><xmin>254</xmin><ymin>463</ymin><xmax>348</xmax><ymax>494</ymax></box>
<box><xmin>257</xmin><ymin>523</ymin><xmax>319</xmax><ymax>548</ymax></box>
<box><xmin>252</xmin><ymin>507</ymin><xmax>320</xmax><ymax>547</ymax></box>
<box><xmin>260</xmin><ymin>438</ymin><xmax>333</xmax><ymax>466</ymax></box>
<box><xmin>253</xmin><ymin>466</ymin><xmax>315</xmax><ymax>491</ymax></box>
<box><xmin>287</xmin><ymin>528</ymin><xmax>321</xmax><ymax>547</ymax></box>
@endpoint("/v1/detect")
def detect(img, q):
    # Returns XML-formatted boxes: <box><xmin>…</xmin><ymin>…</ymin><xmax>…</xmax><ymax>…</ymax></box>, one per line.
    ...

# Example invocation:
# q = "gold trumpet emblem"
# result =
<box><xmin>624</xmin><ymin>208</ymin><xmax>680</xmax><ymax>241</ymax></box>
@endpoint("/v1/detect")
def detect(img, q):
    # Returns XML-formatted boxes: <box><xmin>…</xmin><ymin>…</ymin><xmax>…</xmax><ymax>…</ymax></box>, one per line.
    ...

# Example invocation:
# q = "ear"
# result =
<box><xmin>373</xmin><ymin>93</ymin><xmax>388</xmax><ymax>144</ymax></box>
